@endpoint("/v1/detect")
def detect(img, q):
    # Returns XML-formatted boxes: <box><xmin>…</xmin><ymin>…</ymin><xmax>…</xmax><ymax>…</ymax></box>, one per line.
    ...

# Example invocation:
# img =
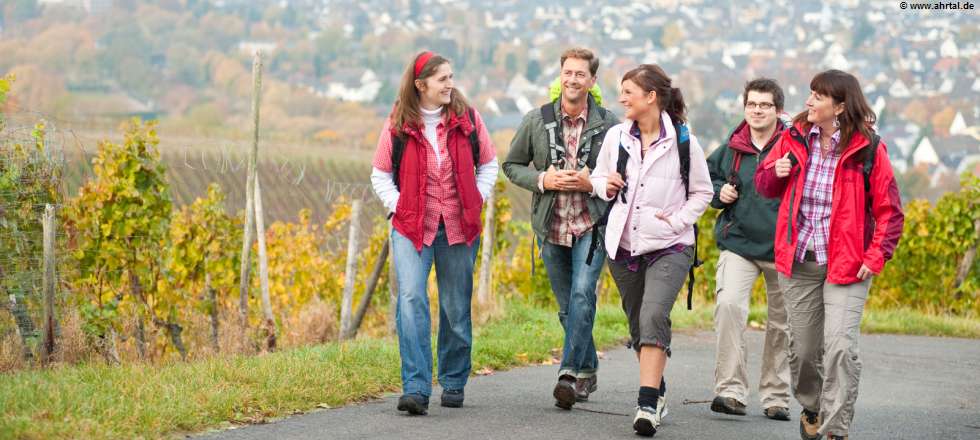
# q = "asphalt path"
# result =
<box><xmin>197</xmin><ymin>330</ymin><xmax>980</xmax><ymax>439</ymax></box>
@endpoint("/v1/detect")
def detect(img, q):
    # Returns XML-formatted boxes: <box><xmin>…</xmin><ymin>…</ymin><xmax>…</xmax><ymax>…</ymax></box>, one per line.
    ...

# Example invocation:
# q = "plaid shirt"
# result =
<box><xmin>547</xmin><ymin>105</ymin><xmax>593</xmax><ymax>246</ymax></box>
<box><xmin>795</xmin><ymin>125</ymin><xmax>841</xmax><ymax>264</ymax></box>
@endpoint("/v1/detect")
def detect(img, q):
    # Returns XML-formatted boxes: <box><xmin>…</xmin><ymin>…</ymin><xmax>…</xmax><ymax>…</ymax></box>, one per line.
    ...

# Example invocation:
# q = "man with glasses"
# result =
<box><xmin>705</xmin><ymin>78</ymin><xmax>792</xmax><ymax>422</ymax></box>
<box><xmin>503</xmin><ymin>48</ymin><xmax>618</xmax><ymax>410</ymax></box>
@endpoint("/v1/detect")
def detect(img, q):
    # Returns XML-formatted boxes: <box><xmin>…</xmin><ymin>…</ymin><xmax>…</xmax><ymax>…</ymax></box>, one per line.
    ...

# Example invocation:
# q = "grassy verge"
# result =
<box><xmin>2</xmin><ymin>301</ymin><xmax>975</xmax><ymax>440</ymax></box>
<box><xmin>0</xmin><ymin>302</ymin><xmax>625</xmax><ymax>440</ymax></box>
<box><xmin>860</xmin><ymin>308</ymin><xmax>980</xmax><ymax>338</ymax></box>
<box><xmin>669</xmin><ymin>303</ymin><xmax>980</xmax><ymax>339</ymax></box>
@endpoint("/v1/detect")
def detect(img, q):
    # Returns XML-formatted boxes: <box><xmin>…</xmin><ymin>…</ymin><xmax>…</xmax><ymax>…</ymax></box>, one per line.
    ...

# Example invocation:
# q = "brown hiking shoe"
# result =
<box><xmin>800</xmin><ymin>409</ymin><xmax>822</xmax><ymax>440</ymax></box>
<box><xmin>710</xmin><ymin>396</ymin><xmax>747</xmax><ymax>416</ymax></box>
<box><xmin>574</xmin><ymin>376</ymin><xmax>598</xmax><ymax>402</ymax></box>
<box><xmin>553</xmin><ymin>375</ymin><xmax>576</xmax><ymax>410</ymax></box>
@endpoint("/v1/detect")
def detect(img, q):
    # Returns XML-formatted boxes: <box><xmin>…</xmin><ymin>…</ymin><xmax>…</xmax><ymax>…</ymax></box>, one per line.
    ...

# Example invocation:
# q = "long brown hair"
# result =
<box><xmin>390</xmin><ymin>52</ymin><xmax>470</xmax><ymax>131</ymax></box>
<box><xmin>792</xmin><ymin>69</ymin><xmax>876</xmax><ymax>154</ymax></box>
<box><xmin>621</xmin><ymin>64</ymin><xmax>687</xmax><ymax>124</ymax></box>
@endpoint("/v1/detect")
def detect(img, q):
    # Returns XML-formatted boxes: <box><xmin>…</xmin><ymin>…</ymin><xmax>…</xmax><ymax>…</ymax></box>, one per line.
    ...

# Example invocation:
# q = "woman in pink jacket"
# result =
<box><xmin>590</xmin><ymin>64</ymin><xmax>713</xmax><ymax>437</ymax></box>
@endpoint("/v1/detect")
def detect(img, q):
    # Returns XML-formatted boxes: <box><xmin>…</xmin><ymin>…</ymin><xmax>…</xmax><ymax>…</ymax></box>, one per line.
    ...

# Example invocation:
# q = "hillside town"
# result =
<box><xmin>306</xmin><ymin>0</ymin><xmax>979</xmax><ymax>181</ymax></box>
<box><xmin>4</xmin><ymin>0</ymin><xmax>978</xmax><ymax>195</ymax></box>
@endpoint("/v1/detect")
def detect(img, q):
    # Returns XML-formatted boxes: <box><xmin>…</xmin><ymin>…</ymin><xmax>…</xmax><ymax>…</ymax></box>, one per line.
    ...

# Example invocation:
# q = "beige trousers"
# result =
<box><xmin>778</xmin><ymin>261</ymin><xmax>871</xmax><ymax>437</ymax></box>
<box><xmin>713</xmin><ymin>250</ymin><xmax>791</xmax><ymax>409</ymax></box>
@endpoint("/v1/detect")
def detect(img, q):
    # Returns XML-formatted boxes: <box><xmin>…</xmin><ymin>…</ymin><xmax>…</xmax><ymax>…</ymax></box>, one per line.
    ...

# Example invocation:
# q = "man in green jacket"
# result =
<box><xmin>706</xmin><ymin>78</ymin><xmax>791</xmax><ymax>422</ymax></box>
<box><xmin>502</xmin><ymin>48</ymin><xmax>618</xmax><ymax>410</ymax></box>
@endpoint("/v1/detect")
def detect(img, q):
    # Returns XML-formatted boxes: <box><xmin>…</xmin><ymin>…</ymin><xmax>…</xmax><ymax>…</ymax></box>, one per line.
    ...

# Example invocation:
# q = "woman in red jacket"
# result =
<box><xmin>754</xmin><ymin>70</ymin><xmax>903</xmax><ymax>440</ymax></box>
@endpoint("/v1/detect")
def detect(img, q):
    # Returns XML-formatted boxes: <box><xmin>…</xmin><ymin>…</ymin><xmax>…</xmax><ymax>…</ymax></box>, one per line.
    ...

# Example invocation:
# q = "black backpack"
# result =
<box><xmin>390</xmin><ymin>108</ymin><xmax>481</xmax><ymax>190</ymax></box>
<box><xmin>531</xmin><ymin>100</ymin><xmax>609</xmax><ymax>278</ymax></box>
<box><xmin>586</xmin><ymin>123</ymin><xmax>703</xmax><ymax>310</ymax></box>
<box><xmin>540</xmin><ymin>100</ymin><xmax>608</xmax><ymax>169</ymax></box>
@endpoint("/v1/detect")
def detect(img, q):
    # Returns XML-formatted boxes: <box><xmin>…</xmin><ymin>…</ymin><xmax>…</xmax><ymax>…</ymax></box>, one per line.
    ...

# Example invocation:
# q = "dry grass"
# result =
<box><xmin>0</xmin><ymin>310</ymin><xmax>94</xmax><ymax>373</ymax></box>
<box><xmin>279</xmin><ymin>298</ymin><xmax>338</xmax><ymax>347</ymax></box>
<box><xmin>0</xmin><ymin>299</ymin><xmax>347</xmax><ymax>372</ymax></box>
<box><xmin>0</xmin><ymin>332</ymin><xmax>26</xmax><ymax>372</ymax></box>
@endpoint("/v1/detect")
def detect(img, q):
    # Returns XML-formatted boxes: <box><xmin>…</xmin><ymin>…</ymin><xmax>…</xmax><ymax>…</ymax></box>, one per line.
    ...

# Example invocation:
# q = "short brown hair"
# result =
<box><xmin>743</xmin><ymin>78</ymin><xmax>784</xmax><ymax>111</ymax></box>
<box><xmin>560</xmin><ymin>48</ymin><xmax>599</xmax><ymax>77</ymax></box>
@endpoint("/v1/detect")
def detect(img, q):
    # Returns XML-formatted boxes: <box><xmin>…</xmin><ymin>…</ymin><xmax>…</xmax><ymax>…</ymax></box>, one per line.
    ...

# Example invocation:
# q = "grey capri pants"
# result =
<box><xmin>607</xmin><ymin>246</ymin><xmax>694</xmax><ymax>356</ymax></box>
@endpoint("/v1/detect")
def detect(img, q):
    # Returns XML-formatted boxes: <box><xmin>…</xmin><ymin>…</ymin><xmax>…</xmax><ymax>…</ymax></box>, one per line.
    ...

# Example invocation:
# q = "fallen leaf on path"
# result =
<box><xmin>476</xmin><ymin>367</ymin><xmax>495</xmax><ymax>376</ymax></box>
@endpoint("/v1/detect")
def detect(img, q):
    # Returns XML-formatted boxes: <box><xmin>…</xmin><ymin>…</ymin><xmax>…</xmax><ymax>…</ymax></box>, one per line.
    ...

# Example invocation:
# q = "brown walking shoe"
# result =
<box><xmin>574</xmin><ymin>376</ymin><xmax>598</xmax><ymax>402</ymax></box>
<box><xmin>553</xmin><ymin>374</ymin><xmax>576</xmax><ymax>410</ymax></box>
<box><xmin>710</xmin><ymin>396</ymin><xmax>747</xmax><ymax>416</ymax></box>
<box><xmin>800</xmin><ymin>409</ymin><xmax>823</xmax><ymax>440</ymax></box>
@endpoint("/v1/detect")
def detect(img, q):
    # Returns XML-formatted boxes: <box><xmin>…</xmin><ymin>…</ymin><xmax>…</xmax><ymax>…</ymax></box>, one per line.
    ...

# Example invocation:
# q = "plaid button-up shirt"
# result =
<box><xmin>795</xmin><ymin>125</ymin><xmax>841</xmax><ymax>265</ymax></box>
<box><xmin>547</xmin><ymin>105</ymin><xmax>593</xmax><ymax>246</ymax></box>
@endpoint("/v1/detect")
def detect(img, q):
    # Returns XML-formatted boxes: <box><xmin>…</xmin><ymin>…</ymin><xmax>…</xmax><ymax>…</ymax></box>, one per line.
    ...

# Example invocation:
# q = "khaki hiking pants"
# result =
<box><xmin>713</xmin><ymin>250</ymin><xmax>791</xmax><ymax>409</ymax></box>
<box><xmin>778</xmin><ymin>261</ymin><xmax>871</xmax><ymax>437</ymax></box>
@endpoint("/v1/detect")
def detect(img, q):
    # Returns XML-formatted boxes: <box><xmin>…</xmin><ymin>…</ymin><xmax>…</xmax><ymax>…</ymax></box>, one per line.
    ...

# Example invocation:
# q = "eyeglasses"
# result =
<box><xmin>745</xmin><ymin>102</ymin><xmax>775</xmax><ymax>110</ymax></box>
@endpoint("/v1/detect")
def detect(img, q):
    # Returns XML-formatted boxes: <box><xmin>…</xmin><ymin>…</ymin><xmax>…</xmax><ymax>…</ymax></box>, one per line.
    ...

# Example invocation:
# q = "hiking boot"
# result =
<box><xmin>800</xmin><ymin>409</ymin><xmax>823</xmax><ymax>440</ymax></box>
<box><xmin>441</xmin><ymin>388</ymin><xmax>464</xmax><ymax>408</ymax></box>
<box><xmin>764</xmin><ymin>406</ymin><xmax>791</xmax><ymax>421</ymax></box>
<box><xmin>710</xmin><ymin>396</ymin><xmax>747</xmax><ymax>416</ymax></box>
<box><xmin>553</xmin><ymin>374</ymin><xmax>577</xmax><ymax>410</ymax></box>
<box><xmin>632</xmin><ymin>405</ymin><xmax>659</xmax><ymax>437</ymax></box>
<box><xmin>396</xmin><ymin>393</ymin><xmax>429</xmax><ymax>416</ymax></box>
<box><xmin>575</xmin><ymin>376</ymin><xmax>598</xmax><ymax>402</ymax></box>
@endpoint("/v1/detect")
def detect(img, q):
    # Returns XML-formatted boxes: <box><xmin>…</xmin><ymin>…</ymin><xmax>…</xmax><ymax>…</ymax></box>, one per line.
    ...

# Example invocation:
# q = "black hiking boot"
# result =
<box><xmin>396</xmin><ymin>393</ymin><xmax>429</xmax><ymax>416</ymax></box>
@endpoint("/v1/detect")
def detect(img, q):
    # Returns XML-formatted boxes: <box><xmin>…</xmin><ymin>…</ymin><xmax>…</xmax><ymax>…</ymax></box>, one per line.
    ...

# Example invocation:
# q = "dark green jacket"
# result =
<box><xmin>502</xmin><ymin>94</ymin><xmax>619</xmax><ymax>240</ymax></box>
<box><xmin>706</xmin><ymin>120</ymin><xmax>785</xmax><ymax>261</ymax></box>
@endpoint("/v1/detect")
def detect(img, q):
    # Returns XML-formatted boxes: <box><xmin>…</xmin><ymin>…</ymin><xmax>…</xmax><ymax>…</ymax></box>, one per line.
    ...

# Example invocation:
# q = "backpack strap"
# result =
<box><xmin>731</xmin><ymin>150</ymin><xmax>743</xmax><ymax>174</ymax></box>
<box><xmin>468</xmin><ymin>107</ymin><xmax>481</xmax><ymax>167</ymax></box>
<box><xmin>863</xmin><ymin>134</ymin><xmax>879</xmax><ymax>194</ymax></box>
<box><xmin>541</xmin><ymin>102</ymin><xmax>566</xmax><ymax>168</ymax></box>
<box><xmin>786</xmin><ymin>127</ymin><xmax>806</xmax><ymax>169</ymax></box>
<box><xmin>586</xmin><ymin>141</ymin><xmax>630</xmax><ymax>265</ymax></box>
<box><xmin>675</xmin><ymin>123</ymin><xmax>700</xmax><ymax>310</ymax></box>
<box><xmin>391</xmin><ymin>110</ymin><xmax>483</xmax><ymax>190</ymax></box>
<box><xmin>728</xmin><ymin>150</ymin><xmax>743</xmax><ymax>190</ymax></box>
<box><xmin>391</xmin><ymin>132</ymin><xmax>406</xmax><ymax>191</ymax></box>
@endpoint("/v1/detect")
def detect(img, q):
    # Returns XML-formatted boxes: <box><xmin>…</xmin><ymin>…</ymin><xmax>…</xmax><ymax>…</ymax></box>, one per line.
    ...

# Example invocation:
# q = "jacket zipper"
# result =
<box><xmin>786</xmin><ymin>136</ymin><xmax>808</xmax><ymax>245</ymax></box>
<box><xmin>786</xmin><ymin>182</ymin><xmax>795</xmax><ymax>244</ymax></box>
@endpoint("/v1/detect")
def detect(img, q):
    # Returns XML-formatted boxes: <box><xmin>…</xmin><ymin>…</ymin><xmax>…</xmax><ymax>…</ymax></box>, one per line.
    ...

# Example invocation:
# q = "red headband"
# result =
<box><xmin>414</xmin><ymin>51</ymin><xmax>435</xmax><ymax>78</ymax></box>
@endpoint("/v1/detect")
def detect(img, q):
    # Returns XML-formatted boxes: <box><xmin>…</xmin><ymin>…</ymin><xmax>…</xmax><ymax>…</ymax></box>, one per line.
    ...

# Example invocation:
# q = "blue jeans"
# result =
<box><xmin>539</xmin><ymin>232</ymin><xmax>605</xmax><ymax>378</ymax></box>
<box><xmin>391</xmin><ymin>225</ymin><xmax>479</xmax><ymax>397</ymax></box>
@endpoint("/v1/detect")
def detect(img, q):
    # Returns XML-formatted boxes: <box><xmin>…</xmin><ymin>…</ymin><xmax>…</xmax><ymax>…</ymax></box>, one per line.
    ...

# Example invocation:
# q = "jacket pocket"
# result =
<box><xmin>635</xmin><ymin>206</ymin><xmax>678</xmax><ymax>242</ymax></box>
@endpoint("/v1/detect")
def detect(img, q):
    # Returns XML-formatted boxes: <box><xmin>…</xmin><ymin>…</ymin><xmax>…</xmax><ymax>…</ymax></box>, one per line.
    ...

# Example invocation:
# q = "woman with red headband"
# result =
<box><xmin>370</xmin><ymin>51</ymin><xmax>498</xmax><ymax>415</ymax></box>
